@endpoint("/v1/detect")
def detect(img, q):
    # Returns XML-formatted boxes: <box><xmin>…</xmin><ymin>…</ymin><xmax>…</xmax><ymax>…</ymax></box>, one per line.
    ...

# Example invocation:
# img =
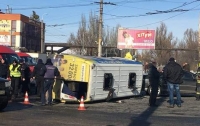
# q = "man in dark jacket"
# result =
<box><xmin>32</xmin><ymin>59</ymin><xmax>46</xmax><ymax>97</ymax></box>
<box><xmin>0</xmin><ymin>58</ymin><xmax>9</xmax><ymax>79</ymax></box>
<box><xmin>41</xmin><ymin>58</ymin><xmax>59</xmax><ymax>106</ymax></box>
<box><xmin>19</xmin><ymin>59</ymin><xmax>31</xmax><ymax>95</ymax></box>
<box><xmin>163</xmin><ymin>57</ymin><xmax>184</xmax><ymax>108</ymax></box>
<box><xmin>148</xmin><ymin>61</ymin><xmax>160</xmax><ymax>107</ymax></box>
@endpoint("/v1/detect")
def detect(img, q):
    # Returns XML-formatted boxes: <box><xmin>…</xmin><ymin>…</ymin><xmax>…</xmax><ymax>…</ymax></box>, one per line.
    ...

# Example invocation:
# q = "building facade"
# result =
<box><xmin>0</xmin><ymin>13</ymin><xmax>45</xmax><ymax>52</ymax></box>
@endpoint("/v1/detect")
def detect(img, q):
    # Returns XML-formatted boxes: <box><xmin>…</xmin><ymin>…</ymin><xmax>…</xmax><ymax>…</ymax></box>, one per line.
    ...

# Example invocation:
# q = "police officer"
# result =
<box><xmin>41</xmin><ymin>58</ymin><xmax>59</xmax><ymax>106</ymax></box>
<box><xmin>9</xmin><ymin>59</ymin><xmax>21</xmax><ymax>100</ymax></box>
<box><xmin>32</xmin><ymin>59</ymin><xmax>46</xmax><ymax>97</ymax></box>
<box><xmin>148</xmin><ymin>61</ymin><xmax>160</xmax><ymax>107</ymax></box>
<box><xmin>19</xmin><ymin>59</ymin><xmax>31</xmax><ymax>95</ymax></box>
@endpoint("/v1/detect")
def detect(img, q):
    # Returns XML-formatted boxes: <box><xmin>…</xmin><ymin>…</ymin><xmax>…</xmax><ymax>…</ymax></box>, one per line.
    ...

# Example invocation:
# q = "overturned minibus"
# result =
<box><xmin>52</xmin><ymin>54</ymin><xmax>143</xmax><ymax>102</ymax></box>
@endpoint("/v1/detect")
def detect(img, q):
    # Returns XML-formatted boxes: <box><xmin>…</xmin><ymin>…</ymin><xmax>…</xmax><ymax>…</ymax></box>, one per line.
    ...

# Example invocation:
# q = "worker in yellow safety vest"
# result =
<box><xmin>196</xmin><ymin>66</ymin><xmax>200</xmax><ymax>100</ymax></box>
<box><xmin>8</xmin><ymin>59</ymin><xmax>22</xmax><ymax>100</ymax></box>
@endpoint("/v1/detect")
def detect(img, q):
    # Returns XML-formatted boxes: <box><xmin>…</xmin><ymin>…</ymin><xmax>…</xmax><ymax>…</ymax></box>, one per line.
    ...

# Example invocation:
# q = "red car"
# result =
<box><xmin>16</xmin><ymin>52</ymin><xmax>37</xmax><ymax>72</ymax></box>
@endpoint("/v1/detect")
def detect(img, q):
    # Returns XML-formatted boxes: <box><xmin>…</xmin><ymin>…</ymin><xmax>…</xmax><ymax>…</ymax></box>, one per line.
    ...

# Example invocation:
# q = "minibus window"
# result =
<box><xmin>128</xmin><ymin>73</ymin><xmax>136</xmax><ymax>89</ymax></box>
<box><xmin>103</xmin><ymin>73</ymin><xmax>113</xmax><ymax>90</ymax></box>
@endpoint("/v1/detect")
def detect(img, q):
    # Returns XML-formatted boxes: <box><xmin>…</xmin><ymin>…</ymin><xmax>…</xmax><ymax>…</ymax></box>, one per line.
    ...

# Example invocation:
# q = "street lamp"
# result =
<box><xmin>41</xmin><ymin>13</ymin><xmax>48</xmax><ymax>53</ymax></box>
<box><xmin>42</xmin><ymin>13</ymin><xmax>48</xmax><ymax>21</ymax></box>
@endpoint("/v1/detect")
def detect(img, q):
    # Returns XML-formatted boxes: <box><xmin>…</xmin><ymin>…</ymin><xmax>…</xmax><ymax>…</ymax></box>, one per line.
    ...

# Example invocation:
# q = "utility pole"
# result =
<box><xmin>198</xmin><ymin>14</ymin><xmax>200</xmax><ymax>67</ymax></box>
<box><xmin>41</xmin><ymin>20</ymin><xmax>44</xmax><ymax>53</ymax></box>
<box><xmin>98</xmin><ymin>0</ymin><xmax>103</xmax><ymax>57</ymax></box>
<box><xmin>95</xmin><ymin>1</ymin><xmax>116</xmax><ymax>57</ymax></box>
<box><xmin>41</xmin><ymin>13</ymin><xmax>48</xmax><ymax>53</ymax></box>
<box><xmin>81</xmin><ymin>33</ymin><xmax>85</xmax><ymax>55</ymax></box>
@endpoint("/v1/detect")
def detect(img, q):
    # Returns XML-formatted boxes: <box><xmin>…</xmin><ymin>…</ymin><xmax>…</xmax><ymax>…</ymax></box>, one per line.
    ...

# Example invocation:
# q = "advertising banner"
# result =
<box><xmin>0</xmin><ymin>20</ymin><xmax>11</xmax><ymax>32</ymax></box>
<box><xmin>117</xmin><ymin>28</ymin><xmax>156</xmax><ymax>49</ymax></box>
<box><xmin>0</xmin><ymin>35</ymin><xmax>10</xmax><ymax>46</ymax></box>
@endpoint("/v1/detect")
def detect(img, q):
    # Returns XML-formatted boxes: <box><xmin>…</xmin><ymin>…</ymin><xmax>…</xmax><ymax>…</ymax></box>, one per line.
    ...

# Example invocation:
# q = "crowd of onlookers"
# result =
<box><xmin>143</xmin><ymin>61</ymin><xmax>191</xmax><ymax>74</ymax></box>
<box><xmin>0</xmin><ymin>57</ymin><xmax>60</xmax><ymax>106</ymax></box>
<box><xmin>147</xmin><ymin>58</ymin><xmax>185</xmax><ymax>108</ymax></box>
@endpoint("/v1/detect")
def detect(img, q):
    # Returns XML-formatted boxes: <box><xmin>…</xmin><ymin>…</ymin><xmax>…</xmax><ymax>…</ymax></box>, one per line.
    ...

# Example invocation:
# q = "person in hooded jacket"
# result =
<box><xmin>0</xmin><ymin>58</ymin><xmax>9</xmax><ymax>79</ymax></box>
<box><xmin>32</xmin><ymin>59</ymin><xmax>46</xmax><ymax>97</ymax></box>
<box><xmin>41</xmin><ymin>58</ymin><xmax>59</xmax><ymax>106</ymax></box>
<box><xmin>19</xmin><ymin>59</ymin><xmax>31</xmax><ymax>95</ymax></box>
<box><xmin>163</xmin><ymin>57</ymin><xmax>184</xmax><ymax>108</ymax></box>
<box><xmin>148</xmin><ymin>61</ymin><xmax>160</xmax><ymax>107</ymax></box>
<box><xmin>8</xmin><ymin>59</ymin><xmax>22</xmax><ymax>100</ymax></box>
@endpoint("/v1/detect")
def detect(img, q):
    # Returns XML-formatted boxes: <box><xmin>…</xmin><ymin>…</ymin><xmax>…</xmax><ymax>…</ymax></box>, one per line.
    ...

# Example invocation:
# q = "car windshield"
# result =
<box><xmin>0</xmin><ymin>53</ymin><xmax>19</xmax><ymax>64</ymax></box>
<box><xmin>20</xmin><ymin>56</ymin><xmax>37</xmax><ymax>66</ymax></box>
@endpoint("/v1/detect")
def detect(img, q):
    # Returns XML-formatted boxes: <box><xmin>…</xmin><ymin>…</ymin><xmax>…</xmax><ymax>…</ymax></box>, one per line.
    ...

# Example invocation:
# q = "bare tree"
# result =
<box><xmin>30</xmin><ymin>11</ymin><xmax>40</xmax><ymax>21</ymax></box>
<box><xmin>141</xmin><ymin>23</ymin><xmax>177</xmax><ymax>65</ymax></box>
<box><xmin>67</xmin><ymin>11</ymin><xmax>119</xmax><ymax>56</ymax></box>
<box><xmin>177</xmin><ymin>29</ymin><xmax>198</xmax><ymax>70</ymax></box>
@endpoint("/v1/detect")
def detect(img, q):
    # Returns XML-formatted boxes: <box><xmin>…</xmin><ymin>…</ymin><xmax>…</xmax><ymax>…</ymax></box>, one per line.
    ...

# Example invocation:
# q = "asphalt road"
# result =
<box><xmin>1</xmin><ymin>96</ymin><xmax>200</xmax><ymax>126</ymax></box>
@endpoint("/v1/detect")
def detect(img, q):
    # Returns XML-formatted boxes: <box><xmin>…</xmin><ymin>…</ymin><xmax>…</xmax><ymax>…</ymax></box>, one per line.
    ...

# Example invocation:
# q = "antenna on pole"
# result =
<box><xmin>6</xmin><ymin>5</ymin><xmax>12</xmax><ymax>14</ymax></box>
<box><xmin>95</xmin><ymin>0</ymin><xmax>116</xmax><ymax>57</ymax></box>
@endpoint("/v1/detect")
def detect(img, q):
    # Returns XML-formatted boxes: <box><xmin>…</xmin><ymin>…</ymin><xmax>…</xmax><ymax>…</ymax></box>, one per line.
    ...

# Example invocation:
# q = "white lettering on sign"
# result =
<box><xmin>81</xmin><ymin>64</ymin><xmax>85</xmax><ymax>81</ymax></box>
<box><xmin>137</xmin><ymin>32</ymin><xmax>152</xmax><ymax>38</ymax></box>
<box><xmin>133</xmin><ymin>43</ymin><xmax>154</xmax><ymax>46</ymax></box>
<box><xmin>144</xmin><ymin>40</ymin><xmax>153</xmax><ymax>43</ymax></box>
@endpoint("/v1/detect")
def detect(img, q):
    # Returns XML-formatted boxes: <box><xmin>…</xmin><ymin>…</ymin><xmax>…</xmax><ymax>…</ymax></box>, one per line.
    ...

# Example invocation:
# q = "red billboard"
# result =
<box><xmin>117</xmin><ymin>28</ymin><xmax>156</xmax><ymax>49</ymax></box>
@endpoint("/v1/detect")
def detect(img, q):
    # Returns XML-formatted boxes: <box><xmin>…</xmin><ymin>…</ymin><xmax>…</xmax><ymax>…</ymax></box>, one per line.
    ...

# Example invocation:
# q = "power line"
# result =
<box><xmin>167</xmin><ymin>0</ymin><xmax>200</xmax><ymax>11</ymax></box>
<box><xmin>103</xmin><ymin>9</ymin><xmax>188</xmax><ymax>18</ymax></box>
<box><xmin>125</xmin><ymin>3</ymin><xmax>200</xmax><ymax>29</ymax></box>
<box><xmin>45</xmin><ymin>7</ymin><xmax>197</xmax><ymax>28</ymax></box>
<box><xmin>45</xmin><ymin>0</ymin><xmax>200</xmax><ymax>27</ymax></box>
<box><xmin>94</xmin><ymin>1</ymin><xmax>116</xmax><ymax>5</ymax></box>
<box><xmin>1</xmin><ymin>3</ymin><xmax>95</xmax><ymax>11</ymax></box>
<box><xmin>114</xmin><ymin>0</ymin><xmax>185</xmax><ymax>4</ymax></box>
<box><xmin>46</xmin><ymin>35</ymin><xmax>68</xmax><ymax>36</ymax></box>
<box><xmin>45</xmin><ymin>28</ymin><xmax>68</xmax><ymax>42</ymax></box>
<box><xmin>103</xmin><ymin>0</ymin><xmax>200</xmax><ymax>18</ymax></box>
<box><xmin>102</xmin><ymin>3</ymin><xmax>200</xmax><ymax>30</ymax></box>
<box><xmin>46</xmin><ymin>22</ymin><xmax>80</xmax><ymax>27</ymax></box>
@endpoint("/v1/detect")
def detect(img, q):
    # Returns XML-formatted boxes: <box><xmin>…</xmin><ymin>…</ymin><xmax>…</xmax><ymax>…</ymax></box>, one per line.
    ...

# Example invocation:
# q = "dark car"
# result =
<box><xmin>0</xmin><ymin>78</ymin><xmax>11</xmax><ymax>111</ymax></box>
<box><xmin>143</xmin><ymin>70</ymin><xmax>196</xmax><ymax>96</ymax></box>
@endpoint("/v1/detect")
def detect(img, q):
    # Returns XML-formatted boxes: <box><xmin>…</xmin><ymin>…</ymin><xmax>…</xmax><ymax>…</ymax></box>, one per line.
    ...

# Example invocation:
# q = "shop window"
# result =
<box><xmin>103</xmin><ymin>73</ymin><xmax>113</xmax><ymax>91</ymax></box>
<box><xmin>11</xmin><ymin>20</ymin><xmax>16</xmax><ymax>31</ymax></box>
<box><xmin>128</xmin><ymin>73</ymin><xmax>136</xmax><ymax>89</ymax></box>
<box><xmin>11</xmin><ymin>35</ymin><xmax>16</xmax><ymax>46</ymax></box>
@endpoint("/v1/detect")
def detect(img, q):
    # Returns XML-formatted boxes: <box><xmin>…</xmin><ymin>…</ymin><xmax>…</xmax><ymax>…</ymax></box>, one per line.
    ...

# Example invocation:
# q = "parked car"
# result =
<box><xmin>0</xmin><ymin>78</ymin><xmax>11</xmax><ymax>111</ymax></box>
<box><xmin>143</xmin><ymin>70</ymin><xmax>196</xmax><ymax>96</ymax></box>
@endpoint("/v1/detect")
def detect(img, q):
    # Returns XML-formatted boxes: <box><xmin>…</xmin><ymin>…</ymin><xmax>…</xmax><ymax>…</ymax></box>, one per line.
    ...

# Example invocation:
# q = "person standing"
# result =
<box><xmin>41</xmin><ymin>58</ymin><xmax>59</xmax><ymax>106</ymax></box>
<box><xmin>0</xmin><ymin>58</ymin><xmax>9</xmax><ymax>79</ymax></box>
<box><xmin>32</xmin><ymin>59</ymin><xmax>46</xmax><ymax>97</ymax></box>
<box><xmin>163</xmin><ymin>57</ymin><xmax>184</xmax><ymax>108</ymax></box>
<box><xmin>8</xmin><ymin>59</ymin><xmax>21</xmax><ymax>100</ymax></box>
<box><xmin>19</xmin><ymin>59</ymin><xmax>31</xmax><ymax>95</ymax></box>
<box><xmin>148</xmin><ymin>61</ymin><xmax>160</xmax><ymax>107</ymax></box>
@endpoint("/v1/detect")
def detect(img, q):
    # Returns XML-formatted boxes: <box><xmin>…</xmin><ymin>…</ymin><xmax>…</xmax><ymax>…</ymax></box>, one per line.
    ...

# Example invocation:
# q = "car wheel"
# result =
<box><xmin>148</xmin><ymin>85</ymin><xmax>161</xmax><ymax>96</ymax></box>
<box><xmin>0</xmin><ymin>97</ymin><xmax>8</xmax><ymax>111</ymax></box>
